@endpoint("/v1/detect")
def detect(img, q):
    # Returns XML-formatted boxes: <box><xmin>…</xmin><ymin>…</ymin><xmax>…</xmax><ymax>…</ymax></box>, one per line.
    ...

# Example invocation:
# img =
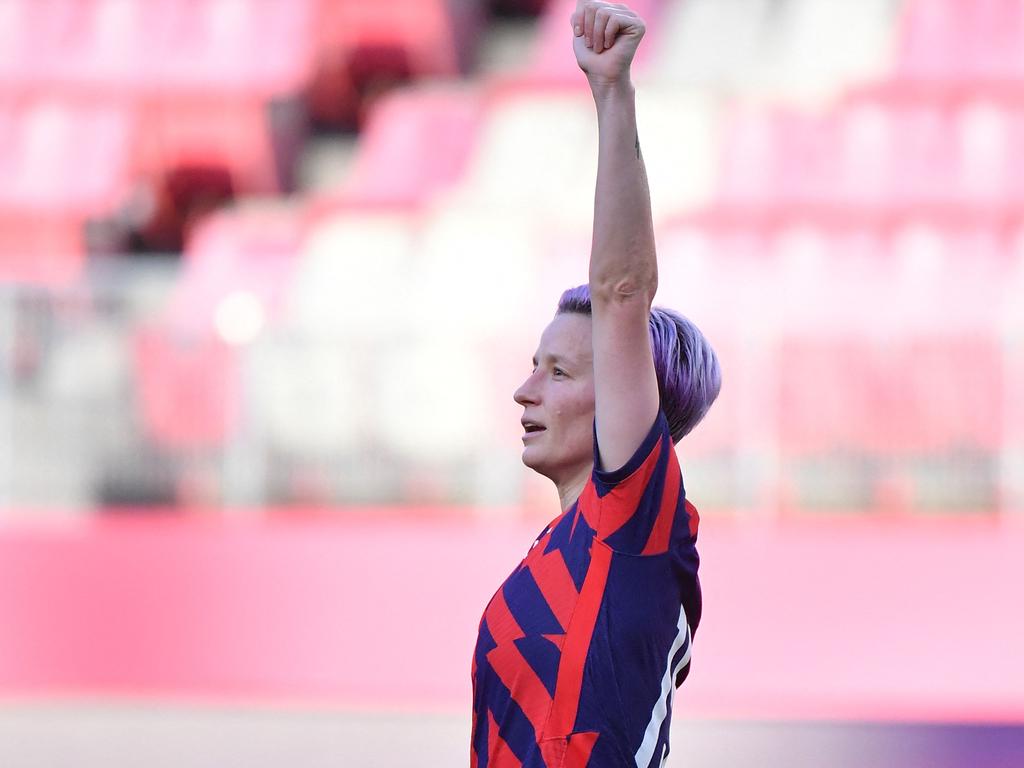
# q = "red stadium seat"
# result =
<box><xmin>307</xmin><ymin>0</ymin><xmax>481</xmax><ymax>126</ymax></box>
<box><xmin>132</xmin><ymin>96</ymin><xmax>281</xmax><ymax>195</ymax></box>
<box><xmin>314</xmin><ymin>0</ymin><xmax>468</xmax><ymax>76</ymax></box>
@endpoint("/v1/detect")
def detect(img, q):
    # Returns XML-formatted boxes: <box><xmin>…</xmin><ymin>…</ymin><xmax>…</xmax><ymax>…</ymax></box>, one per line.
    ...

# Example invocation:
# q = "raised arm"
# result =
<box><xmin>573</xmin><ymin>1</ymin><xmax>660</xmax><ymax>472</ymax></box>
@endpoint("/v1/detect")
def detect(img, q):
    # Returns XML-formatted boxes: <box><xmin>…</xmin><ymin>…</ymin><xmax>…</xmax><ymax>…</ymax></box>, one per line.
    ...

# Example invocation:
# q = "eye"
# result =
<box><xmin>553</xmin><ymin>367</ymin><xmax>567</xmax><ymax>378</ymax></box>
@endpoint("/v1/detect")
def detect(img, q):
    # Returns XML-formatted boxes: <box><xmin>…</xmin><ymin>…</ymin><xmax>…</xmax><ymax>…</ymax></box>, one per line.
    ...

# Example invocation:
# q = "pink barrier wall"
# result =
<box><xmin>1</xmin><ymin>512</ymin><xmax>1022</xmax><ymax>722</ymax></box>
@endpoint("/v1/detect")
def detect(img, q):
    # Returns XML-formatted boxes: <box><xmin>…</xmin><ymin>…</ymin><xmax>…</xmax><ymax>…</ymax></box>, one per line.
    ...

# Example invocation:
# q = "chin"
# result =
<box><xmin>521</xmin><ymin>448</ymin><xmax>554</xmax><ymax>480</ymax></box>
<box><xmin>521</xmin><ymin>447</ymin><xmax>542</xmax><ymax>472</ymax></box>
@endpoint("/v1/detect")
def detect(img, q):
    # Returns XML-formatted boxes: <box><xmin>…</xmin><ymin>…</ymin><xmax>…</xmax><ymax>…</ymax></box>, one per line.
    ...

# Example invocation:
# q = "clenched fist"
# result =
<box><xmin>571</xmin><ymin>1</ymin><xmax>645</xmax><ymax>86</ymax></box>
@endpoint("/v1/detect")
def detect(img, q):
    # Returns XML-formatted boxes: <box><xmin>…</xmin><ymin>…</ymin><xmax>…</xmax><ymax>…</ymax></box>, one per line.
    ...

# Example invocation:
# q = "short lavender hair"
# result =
<box><xmin>557</xmin><ymin>285</ymin><xmax>721</xmax><ymax>443</ymax></box>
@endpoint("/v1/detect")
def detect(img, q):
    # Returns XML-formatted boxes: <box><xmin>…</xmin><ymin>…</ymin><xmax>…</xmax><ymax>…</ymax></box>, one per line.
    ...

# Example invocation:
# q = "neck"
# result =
<box><xmin>556</xmin><ymin>464</ymin><xmax>592</xmax><ymax>513</ymax></box>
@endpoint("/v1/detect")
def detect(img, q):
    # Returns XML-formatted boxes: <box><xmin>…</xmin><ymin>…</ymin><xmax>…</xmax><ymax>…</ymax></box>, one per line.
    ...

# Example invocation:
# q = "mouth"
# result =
<box><xmin>521</xmin><ymin>420</ymin><xmax>546</xmax><ymax>440</ymax></box>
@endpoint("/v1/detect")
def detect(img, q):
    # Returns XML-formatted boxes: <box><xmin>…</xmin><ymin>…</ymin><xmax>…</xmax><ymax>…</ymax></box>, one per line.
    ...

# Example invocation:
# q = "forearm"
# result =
<box><xmin>588</xmin><ymin>79</ymin><xmax>657</xmax><ymax>304</ymax></box>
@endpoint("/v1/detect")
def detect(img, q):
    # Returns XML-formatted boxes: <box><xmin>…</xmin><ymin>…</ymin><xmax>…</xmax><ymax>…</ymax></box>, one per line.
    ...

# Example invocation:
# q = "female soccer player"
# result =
<box><xmin>471</xmin><ymin>2</ymin><xmax>721</xmax><ymax>766</ymax></box>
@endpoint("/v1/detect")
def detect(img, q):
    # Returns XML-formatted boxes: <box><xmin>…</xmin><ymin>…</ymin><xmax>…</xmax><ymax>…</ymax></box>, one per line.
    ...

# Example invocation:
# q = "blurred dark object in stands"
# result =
<box><xmin>488</xmin><ymin>0</ymin><xmax>550</xmax><ymax>18</ymax></box>
<box><xmin>96</xmin><ymin>446</ymin><xmax>180</xmax><ymax>507</ymax></box>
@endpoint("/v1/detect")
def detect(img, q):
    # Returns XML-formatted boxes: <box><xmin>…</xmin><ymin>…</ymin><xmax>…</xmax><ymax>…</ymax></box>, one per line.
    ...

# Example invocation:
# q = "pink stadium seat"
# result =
<box><xmin>778</xmin><ymin>338</ymin><xmax>878</xmax><ymax>454</ymax></box>
<box><xmin>162</xmin><ymin>209</ymin><xmax>302</xmax><ymax>333</ymax></box>
<box><xmin>779</xmin><ymin>334</ymin><xmax>1003</xmax><ymax>458</ymax></box>
<box><xmin>336</xmin><ymin>86</ymin><xmax>483</xmax><ymax>207</ymax></box>
<box><xmin>140</xmin><ymin>0</ymin><xmax>313</xmax><ymax>97</ymax></box>
<box><xmin>971</xmin><ymin>100</ymin><xmax>1024</xmax><ymax>207</ymax></box>
<box><xmin>132</xmin><ymin>209</ymin><xmax>300</xmax><ymax>449</ymax></box>
<box><xmin>842</xmin><ymin>90</ymin><xmax>1024</xmax><ymax>222</ymax></box>
<box><xmin>771</xmin><ymin>111</ymin><xmax>842</xmax><ymax>211</ymax></box>
<box><xmin>0</xmin><ymin>215</ymin><xmax>83</xmax><ymax>285</ymax></box>
<box><xmin>713</xmin><ymin>107</ymin><xmax>780</xmax><ymax>212</ymax></box>
<box><xmin>714</xmin><ymin>108</ymin><xmax>848</xmax><ymax>221</ymax></box>
<box><xmin>0</xmin><ymin>0</ymin><xmax>314</xmax><ymax>97</ymax></box>
<box><xmin>134</xmin><ymin>326</ymin><xmax>241</xmax><ymax>448</ymax></box>
<box><xmin>873</xmin><ymin>337</ymin><xmax>1004</xmax><ymax>453</ymax></box>
<box><xmin>0</xmin><ymin>98</ymin><xmax>130</xmax><ymax>213</ymax></box>
<box><xmin>0</xmin><ymin>0</ymin><xmax>85</xmax><ymax>90</ymax></box>
<box><xmin>897</xmin><ymin>0</ymin><xmax>1024</xmax><ymax>84</ymax></box>
<box><xmin>0</xmin><ymin>98</ymin><xmax>132</xmax><ymax>283</ymax></box>
<box><xmin>713</xmin><ymin>94</ymin><xmax>1024</xmax><ymax>231</ymax></box>
<box><xmin>881</xmin><ymin>104</ymin><xmax>960</xmax><ymax>211</ymax></box>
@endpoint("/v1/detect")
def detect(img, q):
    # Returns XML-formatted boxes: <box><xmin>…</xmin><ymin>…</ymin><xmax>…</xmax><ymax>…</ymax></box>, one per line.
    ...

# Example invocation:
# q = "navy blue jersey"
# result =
<box><xmin>472</xmin><ymin>412</ymin><xmax>702</xmax><ymax>767</ymax></box>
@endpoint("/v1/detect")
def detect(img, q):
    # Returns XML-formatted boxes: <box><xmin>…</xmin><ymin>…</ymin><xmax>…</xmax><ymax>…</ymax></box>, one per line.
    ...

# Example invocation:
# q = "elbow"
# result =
<box><xmin>589</xmin><ymin>238</ymin><xmax>658</xmax><ymax>305</ymax></box>
<box><xmin>589</xmin><ymin>270</ymin><xmax>657</xmax><ymax>308</ymax></box>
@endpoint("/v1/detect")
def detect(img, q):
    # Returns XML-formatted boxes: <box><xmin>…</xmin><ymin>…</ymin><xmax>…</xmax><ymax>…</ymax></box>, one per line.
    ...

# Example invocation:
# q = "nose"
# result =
<box><xmin>513</xmin><ymin>370</ymin><xmax>540</xmax><ymax>406</ymax></box>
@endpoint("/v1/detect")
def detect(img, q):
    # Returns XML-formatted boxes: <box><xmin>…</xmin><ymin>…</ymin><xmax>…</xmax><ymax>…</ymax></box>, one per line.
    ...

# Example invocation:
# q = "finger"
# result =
<box><xmin>603</xmin><ymin>14</ymin><xmax>622</xmax><ymax>53</ymax></box>
<box><xmin>570</xmin><ymin>4</ymin><xmax>583</xmax><ymax>36</ymax></box>
<box><xmin>583</xmin><ymin>2</ymin><xmax>598</xmax><ymax>48</ymax></box>
<box><xmin>592</xmin><ymin>8</ymin><xmax>609</xmax><ymax>53</ymax></box>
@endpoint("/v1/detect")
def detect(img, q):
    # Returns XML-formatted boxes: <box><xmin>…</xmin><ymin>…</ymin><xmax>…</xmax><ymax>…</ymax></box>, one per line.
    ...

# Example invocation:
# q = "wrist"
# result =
<box><xmin>587</xmin><ymin>77</ymin><xmax>635</xmax><ymax>104</ymax></box>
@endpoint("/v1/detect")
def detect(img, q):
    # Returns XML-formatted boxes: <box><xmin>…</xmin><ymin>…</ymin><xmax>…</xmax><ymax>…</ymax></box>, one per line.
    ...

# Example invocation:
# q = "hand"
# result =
<box><xmin>571</xmin><ymin>1</ymin><xmax>645</xmax><ymax>87</ymax></box>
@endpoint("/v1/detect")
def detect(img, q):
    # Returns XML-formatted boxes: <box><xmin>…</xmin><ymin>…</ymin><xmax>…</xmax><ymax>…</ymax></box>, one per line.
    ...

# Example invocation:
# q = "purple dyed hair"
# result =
<box><xmin>557</xmin><ymin>285</ymin><xmax>721</xmax><ymax>444</ymax></box>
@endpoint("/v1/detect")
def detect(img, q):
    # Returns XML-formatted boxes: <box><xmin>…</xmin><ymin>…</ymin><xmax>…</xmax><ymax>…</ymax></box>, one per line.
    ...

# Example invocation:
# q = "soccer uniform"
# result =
<box><xmin>471</xmin><ymin>411</ymin><xmax>702</xmax><ymax>768</ymax></box>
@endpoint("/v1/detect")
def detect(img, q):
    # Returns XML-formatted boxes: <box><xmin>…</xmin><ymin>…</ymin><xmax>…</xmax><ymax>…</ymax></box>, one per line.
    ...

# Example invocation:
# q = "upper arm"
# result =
<box><xmin>590</xmin><ymin>284</ymin><xmax>660</xmax><ymax>473</ymax></box>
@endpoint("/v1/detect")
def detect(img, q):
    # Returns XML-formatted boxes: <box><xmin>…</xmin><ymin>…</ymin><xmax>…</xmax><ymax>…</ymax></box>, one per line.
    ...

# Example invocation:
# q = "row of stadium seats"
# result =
<box><xmin>0</xmin><ymin>0</ymin><xmax>475</xmax><ymax>96</ymax></box>
<box><xmin>897</xmin><ymin>0</ymin><xmax>1024</xmax><ymax>84</ymax></box>
<box><xmin>644</xmin><ymin>0</ymin><xmax>1024</xmax><ymax>95</ymax></box>
<box><xmin>779</xmin><ymin>337</ymin><xmax>1005</xmax><ymax>453</ymax></box>
<box><xmin>0</xmin><ymin>0</ymin><xmax>311</xmax><ymax>96</ymax></box>
<box><xmin>648</xmin><ymin>0</ymin><xmax>895</xmax><ymax>95</ymax></box>
<box><xmin>0</xmin><ymin>95</ymin><xmax>285</xmax><ymax>280</ymax></box>
<box><xmin>9</xmin><ymin>0</ymin><xmax>1015</xmax><ymax>267</ymax></box>
<box><xmin>130</xmin><ymin>328</ymin><xmax>1012</xmax><ymax>466</ymax></box>
<box><xmin>714</xmin><ymin>93</ymin><xmax>1024</xmax><ymax>219</ymax></box>
<box><xmin>16</xmin><ymin>82</ymin><xmax>1024</xmax><ymax>285</ymax></box>
<box><xmin>0</xmin><ymin>0</ymin><xmax>934</xmax><ymax>286</ymax></box>
<box><xmin>319</xmin><ymin>82</ymin><xmax>1024</xmax><ymax>232</ymax></box>
<box><xmin>0</xmin><ymin>0</ymin><xmax>490</xmax><ymax>280</ymax></box>
<box><xmin>130</xmin><ymin>197</ymin><xmax>1024</xmax><ymax>456</ymax></box>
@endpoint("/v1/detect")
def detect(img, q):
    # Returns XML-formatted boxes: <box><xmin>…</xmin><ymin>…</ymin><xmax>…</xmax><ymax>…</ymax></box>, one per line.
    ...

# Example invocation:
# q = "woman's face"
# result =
<box><xmin>513</xmin><ymin>312</ymin><xmax>596</xmax><ymax>484</ymax></box>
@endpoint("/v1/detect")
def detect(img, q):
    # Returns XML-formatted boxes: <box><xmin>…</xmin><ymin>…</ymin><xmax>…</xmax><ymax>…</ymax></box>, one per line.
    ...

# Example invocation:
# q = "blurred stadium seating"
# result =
<box><xmin>3</xmin><ymin>4</ymin><xmax>1024</xmax><ymax>756</ymax></box>
<box><xmin>0</xmin><ymin>0</ymin><xmax>1022</xmax><ymax>517</ymax></box>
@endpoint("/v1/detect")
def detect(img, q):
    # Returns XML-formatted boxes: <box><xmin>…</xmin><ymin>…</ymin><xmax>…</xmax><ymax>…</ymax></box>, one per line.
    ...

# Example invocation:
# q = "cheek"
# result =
<box><xmin>568</xmin><ymin>395</ymin><xmax>596</xmax><ymax>435</ymax></box>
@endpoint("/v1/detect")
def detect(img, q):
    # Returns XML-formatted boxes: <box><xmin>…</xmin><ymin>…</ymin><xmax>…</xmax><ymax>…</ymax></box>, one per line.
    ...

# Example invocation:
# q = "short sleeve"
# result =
<box><xmin>583</xmin><ymin>411</ymin><xmax>696</xmax><ymax>555</ymax></box>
